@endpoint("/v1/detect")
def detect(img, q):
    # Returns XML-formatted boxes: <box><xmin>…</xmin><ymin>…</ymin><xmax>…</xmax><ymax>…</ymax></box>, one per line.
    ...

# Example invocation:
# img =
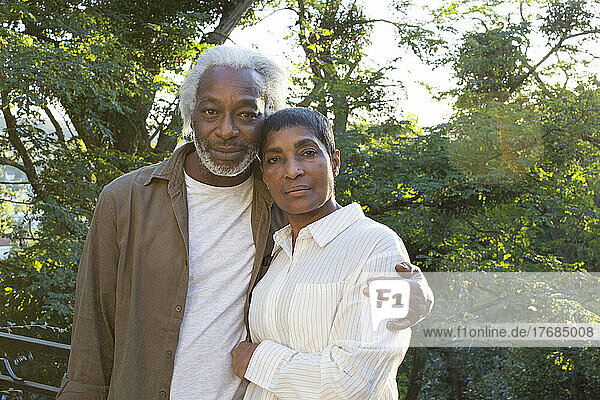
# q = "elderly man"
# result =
<box><xmin>57</xmin><ymin>46</ymin><xmax>432</xmax><ymax>400</ymax></box>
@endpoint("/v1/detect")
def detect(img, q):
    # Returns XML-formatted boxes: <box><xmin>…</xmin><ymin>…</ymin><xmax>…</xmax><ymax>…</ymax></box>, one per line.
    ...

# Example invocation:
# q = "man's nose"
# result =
<box><xmin>215</xmin><ymin>114</ymin><xmax>238</xmax><ymax>141</ymax></box>
<box><xmin>284</xmin><ymin>158</ymin><xmax>304</xmax><ymax>180</ymax></box>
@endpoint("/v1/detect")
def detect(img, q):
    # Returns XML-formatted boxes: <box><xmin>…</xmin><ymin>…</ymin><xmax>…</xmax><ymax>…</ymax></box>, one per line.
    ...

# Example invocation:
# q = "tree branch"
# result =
<box><xmin>0</xmin><ymin>198</ymin><xmax>35</xmax><ymax>205</ymax></box>
<box><xmin>0</xmin><ymin>157</ymin><xmax>27</xmax><ymax>174</ymax></box>
<box><xmin>296</xmin><ymin>0</ymin><xmax>325</xmax><ymax>80</ymax></box>
<box><xmin>464</xmin><ymin>219</ymin><xmax>506</xmax><ymax>236</ymax></box>
<box><xmin>581</xmin><ymin>134</ymin><xmax>600</xmax><ymax>150</ymax></box>
<box><xmin>42</xmin><ymin>106</ymin><xmax>66</xmax><ymax>142</ymax></box>
<box><xmin>1</xmin><ymin>89</ymin><xmax>43</xmax><ymax>198</ymax></box>
<box><xmin>297</xmin><ymin>80</ymin><xmax>325</xmax><ymax>107</ymax></box>
<box><xmin>511</xmin><ymin>29</ymin><xmax>600</xmax><ymax>93</ymax></box>
<box><xmin>203</xmin><ymin>0</ymin><xmax>258</xmax><ymax>45</ymax></box>
<box><xmin>365</xmin><ymin>194</ymin><xmax>423</xmax><ymax>215</ymax></box>
<box><xmin>23</xmin><ymin>27</ymin><xmax>60</xmax><ymax>47</ymax></box>
<box><xmin>510</xmin><ymin>37</ymin><xmax>565</xmax><ymax>93</ymax></box>
<box><xmin>149</xmin><ymin>97</ymin><xmax>179</xmax><ymax>143</ymax></box>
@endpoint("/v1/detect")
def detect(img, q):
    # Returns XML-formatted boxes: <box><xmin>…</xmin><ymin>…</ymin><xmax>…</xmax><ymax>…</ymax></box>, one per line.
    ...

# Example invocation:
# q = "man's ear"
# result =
<box><xmin>331</xmin><ymin>149</ymin><xmax>341</xmax><ymax>177</ymax></box>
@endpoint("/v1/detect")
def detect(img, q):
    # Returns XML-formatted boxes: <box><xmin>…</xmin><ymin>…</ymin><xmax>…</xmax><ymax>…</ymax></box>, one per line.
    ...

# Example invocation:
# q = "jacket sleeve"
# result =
<box><xmin>244</xmin><ymin>249</ymin><xmax>412</xmax><ymax>400</ymax></box>
<box><xmin>56</xmin><ymin>190</ymin><xmax>118</xmax><ymax>400</ymax></box>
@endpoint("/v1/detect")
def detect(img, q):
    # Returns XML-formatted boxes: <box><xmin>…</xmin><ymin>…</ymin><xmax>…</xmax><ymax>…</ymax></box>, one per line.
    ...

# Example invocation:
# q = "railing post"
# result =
<box><xmin>0</xmin><ymin>332</ymin><xmax>70</xmax><ymax>398</ymax></box>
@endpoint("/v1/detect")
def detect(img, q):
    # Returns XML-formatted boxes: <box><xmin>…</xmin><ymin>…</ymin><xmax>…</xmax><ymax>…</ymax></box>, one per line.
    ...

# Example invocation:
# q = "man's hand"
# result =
<box><xmin>231</xmin><ymin>341</ymin><xmax>260</xmax><ymax>380</ymax></box>
<box><xmin>363</xmin><ymin>262</ymin><xmax>434</xmax><ymax>330</ymax></box>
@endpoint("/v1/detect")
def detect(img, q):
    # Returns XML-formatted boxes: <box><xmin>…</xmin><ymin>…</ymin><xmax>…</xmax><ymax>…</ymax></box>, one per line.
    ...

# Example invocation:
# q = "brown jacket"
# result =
<box><xmin>57</xmin><ymin>143</ymin><xmax>275</xmax><ymax>399</ymax></box>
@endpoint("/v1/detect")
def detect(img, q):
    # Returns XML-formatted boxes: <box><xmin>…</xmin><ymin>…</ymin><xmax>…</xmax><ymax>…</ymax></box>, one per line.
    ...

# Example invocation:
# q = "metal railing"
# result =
<box><xmin>0</xmin><ymin>332</ymin><xmax>70</xmax><ymax>399</ymax></box>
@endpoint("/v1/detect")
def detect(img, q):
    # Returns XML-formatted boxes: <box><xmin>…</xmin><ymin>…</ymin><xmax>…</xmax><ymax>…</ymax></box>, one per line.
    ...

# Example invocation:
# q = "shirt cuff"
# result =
<box><xmin>244</xmin><ymin>340</ymin><xmax>296</xmax><ymax>389</ymax></box>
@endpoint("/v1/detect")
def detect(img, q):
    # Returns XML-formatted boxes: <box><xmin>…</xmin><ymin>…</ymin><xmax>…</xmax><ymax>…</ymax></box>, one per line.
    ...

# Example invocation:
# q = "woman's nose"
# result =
<box><xmin>284</xmin><ymin>158</ymin><xmax>304</xmax><ymax>179</ymax></box>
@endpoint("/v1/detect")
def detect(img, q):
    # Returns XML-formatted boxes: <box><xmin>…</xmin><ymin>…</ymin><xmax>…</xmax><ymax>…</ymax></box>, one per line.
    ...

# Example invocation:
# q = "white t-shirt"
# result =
<box><xmin>170</xmin><ymin>172</ymin><xmax>255</xmax><ymax>400</ymax></box>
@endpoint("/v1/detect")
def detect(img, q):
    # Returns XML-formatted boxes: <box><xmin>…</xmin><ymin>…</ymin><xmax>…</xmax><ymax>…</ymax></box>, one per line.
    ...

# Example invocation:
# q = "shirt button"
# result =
<box><xmin>175</xmin><ymin>305</ymin><xmax>182</xmax><ymax>312</ymax></box>
<box><xmin>166</xmin><ymin>350</ymin><xmax>173</xmax><ymax>357</ymax></box>
<box><xmin>159</xmin><ymin>390</ymin><xmax>167</xmax><ymax>398</ymax></box>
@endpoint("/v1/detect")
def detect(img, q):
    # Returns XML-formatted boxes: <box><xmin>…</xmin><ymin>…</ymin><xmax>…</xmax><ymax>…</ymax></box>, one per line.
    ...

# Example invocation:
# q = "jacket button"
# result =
<box><xmin>175</xmin><ymin>305</ymin><xmax>182</xmax><ymax>312</ymax></box>
<box><xmin>166</xmin><ymin>350</ymin><xmax>173</xmax><ymax>357</ymax></box>
<box><xmin>159</xmin><ymin>390</ymin><xmax>167</xmax><ymax>398</ymax></box>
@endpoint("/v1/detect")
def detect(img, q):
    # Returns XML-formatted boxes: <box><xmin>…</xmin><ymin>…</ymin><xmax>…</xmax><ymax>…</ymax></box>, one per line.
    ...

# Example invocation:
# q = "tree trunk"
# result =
<box><xmin>61</xmin><ymin>100</ymin><xmax>100</xmax><ymax>150</ymax></box>
<box><xmin>442</xmin><ymin>349</ymin><xmax>463</xmax><ymax>400</ymax></box>
<box><xmin>404</xmin><ymin>349</ymin><xmax>426</xmax><ymax>400</ymax></box>
<box><xmin>331</xmin><ymin>90</ymin><xmax>349</xmax><ymax>135</ymax></box>
<box><xmin>111</xmin><ymin>92</ymin><xmax>154</xmax><ymax>154</ymax></box>
<box><xmin>155</xmin><ymin>111</ymin><xmax>181</xmax><ymax>154</ymax></box>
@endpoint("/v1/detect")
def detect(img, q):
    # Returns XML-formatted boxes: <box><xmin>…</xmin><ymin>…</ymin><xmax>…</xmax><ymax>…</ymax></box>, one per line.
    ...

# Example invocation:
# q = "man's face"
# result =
<box><xmin>192</xmin><ymin>66</ymin><xmax>266</xmax><ymax>177</ymax></box>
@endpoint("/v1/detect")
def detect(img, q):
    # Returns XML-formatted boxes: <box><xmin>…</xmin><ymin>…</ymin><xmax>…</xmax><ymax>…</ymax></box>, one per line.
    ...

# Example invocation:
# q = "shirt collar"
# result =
<box><xmin>272</xmin><ymin>202</ymin><xmax>365</xmax><ymax>254</ymax></box>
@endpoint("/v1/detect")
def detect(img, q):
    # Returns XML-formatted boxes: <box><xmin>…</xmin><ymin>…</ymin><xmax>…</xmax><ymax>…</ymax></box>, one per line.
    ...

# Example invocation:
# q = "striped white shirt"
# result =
<box><xmin>244</xmin><ymin>203</ymin><xmax>412</xmax><ymax>400</ymax></box>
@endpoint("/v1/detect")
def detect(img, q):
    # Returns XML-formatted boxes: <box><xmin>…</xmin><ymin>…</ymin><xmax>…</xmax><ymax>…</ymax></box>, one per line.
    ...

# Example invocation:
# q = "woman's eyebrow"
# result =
<box><xmin>264</xmin><ymin>138</ymin><xmax>319</xmax><ymax>154</ymax></box>
<box><xmin>294</xmin><ymin>138</ymin><xmax>319</xmax><ymax>149</ymax></box>
<box><xmin>263</xmin><ymin>146</ymin><xmax>282</xmax><ymax>154</ymax></box>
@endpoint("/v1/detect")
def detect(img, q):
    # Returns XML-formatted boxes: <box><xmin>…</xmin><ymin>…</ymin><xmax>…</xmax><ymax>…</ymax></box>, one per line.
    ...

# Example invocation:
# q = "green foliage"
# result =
<box><xmin>541</xmin><ymin>0</ymin><xmax>597</xmax><ymax>39</ymax></box>
<box><xmin>288</xmin><ymin>0</ymin><xmax>437</xmax><ymax>134</ymax></box>
<box><xmin>455</xmin><ymin>28</ymin><xmax>529</xmax><ymax>102</ymax></box>
<box><xmin>396</xmin><ymin>347</ymin><xmax>600</xmax><ymax>399</ymax></box>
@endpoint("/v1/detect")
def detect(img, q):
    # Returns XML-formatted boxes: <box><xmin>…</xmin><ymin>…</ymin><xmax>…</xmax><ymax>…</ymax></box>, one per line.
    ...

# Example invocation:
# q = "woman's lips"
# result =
<box><xmin>284</xmin><ymin>186</ymin><xmax>311</xmax><ymax>195</ymax></box>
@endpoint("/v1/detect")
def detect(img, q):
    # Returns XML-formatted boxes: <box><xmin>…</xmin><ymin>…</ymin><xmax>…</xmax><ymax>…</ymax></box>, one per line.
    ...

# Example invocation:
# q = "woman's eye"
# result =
<box><xmin>266</xmin><ymin>157</ymin><xmax>280</xmax><ymax>164</ymax></box>
<box><xmin>239</xmin><ymin>111</ymin><xmax>258</xmax><ymax>119</ymax></box>
<box><xmin>302</xmin><ymin>149</ymin><xmax>317</xmax><ymax>157</ymax></box>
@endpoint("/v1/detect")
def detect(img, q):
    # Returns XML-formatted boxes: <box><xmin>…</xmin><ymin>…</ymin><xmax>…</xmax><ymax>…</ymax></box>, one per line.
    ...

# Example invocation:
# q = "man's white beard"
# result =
<box><xmin>194</xmin><ymin>137</ymin><xmax>258</xmax><ymax>177</ymax></box>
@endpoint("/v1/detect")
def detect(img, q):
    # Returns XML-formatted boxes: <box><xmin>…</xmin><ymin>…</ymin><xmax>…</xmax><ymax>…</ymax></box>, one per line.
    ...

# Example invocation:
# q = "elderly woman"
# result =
<box><xmin>232</xmin><ymin>107</ymin><xmax>413</xmax><ymax>399</ymax></box>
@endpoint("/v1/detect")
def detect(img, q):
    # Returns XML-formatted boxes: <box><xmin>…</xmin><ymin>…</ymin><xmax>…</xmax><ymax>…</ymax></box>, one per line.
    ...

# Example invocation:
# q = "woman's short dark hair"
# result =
<box><xmin>260</xmin><ymin>107</ymin><xmax>335</xmax><ymax>159</ymax></box>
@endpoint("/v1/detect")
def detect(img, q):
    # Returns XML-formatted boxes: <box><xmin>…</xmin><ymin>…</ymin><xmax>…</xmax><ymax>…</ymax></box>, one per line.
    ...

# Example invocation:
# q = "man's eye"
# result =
<box><xmin>203</xmin><ymin>109</ymin><xmax>218</xmax><ymax>116</ymax></box>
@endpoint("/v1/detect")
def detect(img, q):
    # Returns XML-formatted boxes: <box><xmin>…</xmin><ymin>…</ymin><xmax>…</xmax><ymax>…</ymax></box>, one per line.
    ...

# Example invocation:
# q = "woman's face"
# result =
<box><xmin>261</xmin><ymin>125</ymin><xmax>340</xmax><ymax>217</ymax></box>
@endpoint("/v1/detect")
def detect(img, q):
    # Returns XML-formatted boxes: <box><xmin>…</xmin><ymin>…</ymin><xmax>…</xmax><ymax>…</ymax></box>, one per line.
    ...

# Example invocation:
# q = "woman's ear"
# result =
<box><xmin>331</xmin><ymin>149</ymin><xmax>341</xmax><ymax>177</ymax></box>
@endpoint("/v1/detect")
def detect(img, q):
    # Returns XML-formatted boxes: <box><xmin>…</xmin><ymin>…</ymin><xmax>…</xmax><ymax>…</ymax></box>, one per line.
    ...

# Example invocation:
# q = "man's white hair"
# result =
<box><xmin>179</xmin><ymin>45</ymin><xmax>287</xmax><ymax>138</ymax></box>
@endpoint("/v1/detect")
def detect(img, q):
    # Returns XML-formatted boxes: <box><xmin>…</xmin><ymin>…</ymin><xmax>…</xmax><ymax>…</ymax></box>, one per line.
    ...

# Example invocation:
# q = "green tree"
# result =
<box><xmin>285</xmin><ymin>0</ymin><xmax>439</xmax><ymax>134</ymax></box>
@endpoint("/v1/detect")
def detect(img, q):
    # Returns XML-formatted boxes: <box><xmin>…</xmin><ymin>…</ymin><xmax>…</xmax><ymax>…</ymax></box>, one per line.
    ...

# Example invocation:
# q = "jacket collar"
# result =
<box><xmin>144</xmin><ymin>142</ymin><xmax>192</xmax><ymax>182</ymax></box>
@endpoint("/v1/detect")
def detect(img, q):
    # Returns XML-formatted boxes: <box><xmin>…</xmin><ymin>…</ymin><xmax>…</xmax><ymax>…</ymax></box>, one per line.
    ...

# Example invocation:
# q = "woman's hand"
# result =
<box><xmin>231</xmin><ymin>341</ymin><xmax>260</xmax><ymax>379</ymax></box>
